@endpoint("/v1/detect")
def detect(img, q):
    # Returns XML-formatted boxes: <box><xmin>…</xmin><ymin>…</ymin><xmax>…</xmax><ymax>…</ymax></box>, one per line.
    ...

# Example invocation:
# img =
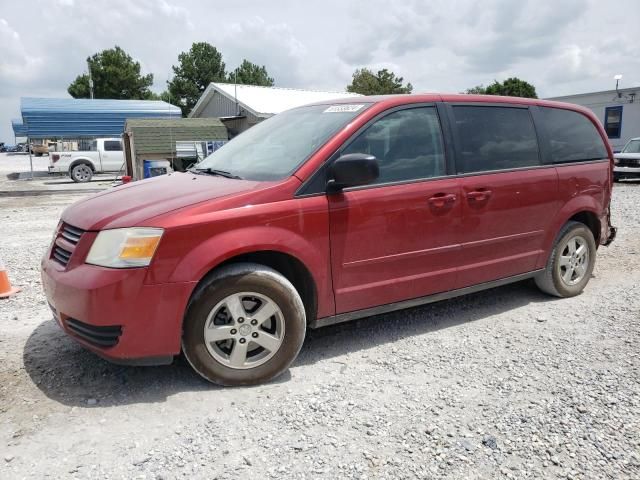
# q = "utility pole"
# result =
<box><xmin>88</xmin><ymin>59</ymin><xmax>94</xmax><ymax>99</ymax></box>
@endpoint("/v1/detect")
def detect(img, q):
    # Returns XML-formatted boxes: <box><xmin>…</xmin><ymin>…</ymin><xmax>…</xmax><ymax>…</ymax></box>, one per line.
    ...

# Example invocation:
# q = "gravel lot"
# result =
<box><xmin>1</xmin><ymin>153</ymin><xmax>639</xmax><ymax>479</ymax></box>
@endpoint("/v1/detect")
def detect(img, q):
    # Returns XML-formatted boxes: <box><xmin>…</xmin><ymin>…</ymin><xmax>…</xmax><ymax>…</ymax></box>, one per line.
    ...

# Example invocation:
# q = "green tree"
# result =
<box><xmin>346</xmin><ymin>68</ymin><xmax>413</xmax><ymax>95</ymax></box>
<box><xmin>168</xmin><ymin>42</ymin><xmax>227</xmax><ymax>116</ymax></box>
<box><xmin>149</xmin><ymin>90</ymin><xmax>173</xmax><ymax>103</ymax></box>
<box><xmin>466</xmin><ymin>77</ymin><xmax>538</xmax><ymax>98</ymax></box>
<box><xmin>228</xmin><ymin>60</ymin><xmax>274</xmax><ymax>86</ymax></box>
<box><xmin>465</xmin><ymin>85</ymin><xmax>487</xmax><ymax>95</ymax></box>
<box><xmin>67</xmin><ymin>46</ymin><xmax>154</xmax><ymax>99</ymax></box>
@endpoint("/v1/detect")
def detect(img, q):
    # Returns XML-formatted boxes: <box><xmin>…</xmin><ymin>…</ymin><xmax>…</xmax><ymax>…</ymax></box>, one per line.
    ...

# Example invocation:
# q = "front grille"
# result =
<box><xmin>65</xmin><ymin>318</ymin><xmax>122</xmax><ymax>348</ymax></box>
<box><xmin>51</xmin><ymin>223</ymin><xmax>85</xmax><ymax>267</ymax></box>
<box><xmin>60</xmin><ymin>224</ymin><xmax>84</xmax><ymax>244</ymax></box>
<box><xmin>52</xmin><ymin>245</ymin><xmax>72</xmax><ymax>265</ymax></box>
<box><xmin>617</xmin><ymin>158</ymin><xmax>640</xmax><ymax>168</ymax></box>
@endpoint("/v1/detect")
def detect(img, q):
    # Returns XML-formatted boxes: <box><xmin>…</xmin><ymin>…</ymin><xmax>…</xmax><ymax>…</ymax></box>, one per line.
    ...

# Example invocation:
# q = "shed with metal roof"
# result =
<box><xmin>123</xmin><ymin>117</ymin><xmax>228</xmax><ymax>180</ymax></box>
<box><xmin>20</xmin><ymin>97</ymin><xmax>181</xmax><ymax>139</ymax></box>
<box><xmin>189</xmin><ymin>83</ymin><xmax>361</xmax><ymax>136</ymax></box>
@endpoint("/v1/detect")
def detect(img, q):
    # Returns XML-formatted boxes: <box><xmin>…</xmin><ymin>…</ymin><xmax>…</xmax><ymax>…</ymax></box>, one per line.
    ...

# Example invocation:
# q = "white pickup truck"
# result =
<box><xmin>48</xmin><ymin>138</ymin><xmax>125</xmax><ymax>183</ymax></box>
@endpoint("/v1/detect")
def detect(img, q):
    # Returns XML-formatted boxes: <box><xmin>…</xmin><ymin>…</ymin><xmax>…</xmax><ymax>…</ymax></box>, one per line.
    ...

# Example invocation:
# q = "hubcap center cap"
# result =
<box><xmin>239</xmin><ymin>324</ymin><xmax>252</xmax><ymax>336</ymax></box>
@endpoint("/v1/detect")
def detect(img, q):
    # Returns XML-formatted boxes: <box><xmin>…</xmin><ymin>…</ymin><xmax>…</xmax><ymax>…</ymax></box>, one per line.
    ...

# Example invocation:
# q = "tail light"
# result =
<box><xmin>52</xmin><ymin>154</ymin><xmax>60</xmax><ymax>163</ymax></box>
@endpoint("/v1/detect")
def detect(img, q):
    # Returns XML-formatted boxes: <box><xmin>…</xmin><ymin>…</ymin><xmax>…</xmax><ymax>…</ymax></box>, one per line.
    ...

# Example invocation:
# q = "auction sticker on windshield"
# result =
<box><xmin>323</xmin><ymin>104</ymin><xmax>365</xmax><ymax>113</ymax></box>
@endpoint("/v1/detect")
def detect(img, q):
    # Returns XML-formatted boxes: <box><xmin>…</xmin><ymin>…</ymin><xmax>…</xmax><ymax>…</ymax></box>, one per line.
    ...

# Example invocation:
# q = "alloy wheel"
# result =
<box><xmin>203</xmin><ymin>291</ymin><xmax>285</xmax><ymax>369</ymax></box>
<box><xmin>557</xmin><ymin>235</ymin><xmax>589</xmax><ymax>286</ymax></box>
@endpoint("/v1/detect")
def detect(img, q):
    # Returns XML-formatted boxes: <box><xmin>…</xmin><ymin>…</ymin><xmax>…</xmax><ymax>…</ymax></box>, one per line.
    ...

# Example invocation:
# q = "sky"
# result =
<box><xmin>1</xmin><ymin>0</ymin><xmax>639</xmax><ymax>143</ymax></box>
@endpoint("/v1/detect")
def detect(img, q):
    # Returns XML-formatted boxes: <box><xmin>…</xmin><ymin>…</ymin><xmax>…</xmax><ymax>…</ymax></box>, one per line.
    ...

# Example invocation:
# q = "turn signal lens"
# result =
<box><xmin>119</xmin><ymin>236</ymin><xmax>162</xmax><ymax>259</ymax></box>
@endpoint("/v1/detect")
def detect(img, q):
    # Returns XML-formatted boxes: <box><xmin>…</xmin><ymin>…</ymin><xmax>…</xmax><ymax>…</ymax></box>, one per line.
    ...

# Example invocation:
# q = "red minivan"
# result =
<box><xmin>41</xmin><ymin>94</ymin><xmax>616</xmax><ymax>385</ymax></box>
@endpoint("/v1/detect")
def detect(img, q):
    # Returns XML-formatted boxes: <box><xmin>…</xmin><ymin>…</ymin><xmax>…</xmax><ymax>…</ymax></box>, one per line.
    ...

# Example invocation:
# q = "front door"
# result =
<box><xmin>447</xmin><ymin>104</ymin><xmax>560</xmax><ymax>288</ymax></box>
<box><xmin>328</xmin><ymin>106</ymin><xmax>462</xmax><ymax>314</ymax></box>
<box><xmin>100</xmin><ymin>140</ymin><xmax>124</xmax><ymax>172</ymax></box>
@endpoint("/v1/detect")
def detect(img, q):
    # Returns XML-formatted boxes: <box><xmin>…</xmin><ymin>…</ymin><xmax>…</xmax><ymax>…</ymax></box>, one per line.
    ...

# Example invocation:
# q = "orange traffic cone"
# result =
<box><xmin>0</xmin><ymin>257</ymin><xmax>21</xmax><ymax>298</ymax></box>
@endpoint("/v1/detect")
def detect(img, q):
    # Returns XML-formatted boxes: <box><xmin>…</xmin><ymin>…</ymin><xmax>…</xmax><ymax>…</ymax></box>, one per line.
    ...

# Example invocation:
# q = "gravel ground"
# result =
<box><xmin>1</xmin><ymin>153</ymin><xmax>639</xmax><ymax>479</ymax></box>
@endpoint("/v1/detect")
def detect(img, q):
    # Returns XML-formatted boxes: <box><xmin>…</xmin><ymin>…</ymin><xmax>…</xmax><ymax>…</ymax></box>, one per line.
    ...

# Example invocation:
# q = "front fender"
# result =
<box><xmin>161</xmin><ymin>223</ymin><xmax>334</xmax><ymax>318</ymax></box>
<box><xmin>172</xmin><ymin>226</ymin><xmax>321</xmax><ymax>282</ymax></box>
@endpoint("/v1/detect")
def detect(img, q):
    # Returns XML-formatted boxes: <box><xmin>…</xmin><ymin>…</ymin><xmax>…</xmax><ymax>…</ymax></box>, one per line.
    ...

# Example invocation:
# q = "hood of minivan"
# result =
<box><xmin>62</xmin><ymin>172</ymin><xmax>268</xmax><ymax>230</ymax></box>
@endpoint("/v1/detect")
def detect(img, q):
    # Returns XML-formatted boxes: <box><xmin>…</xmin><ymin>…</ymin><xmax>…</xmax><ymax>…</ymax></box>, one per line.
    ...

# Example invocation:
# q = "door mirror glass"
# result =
<box><xmin>328</xmin><ymin>153</ymin><xmax>379</xmax><ymax>192</ymax></box>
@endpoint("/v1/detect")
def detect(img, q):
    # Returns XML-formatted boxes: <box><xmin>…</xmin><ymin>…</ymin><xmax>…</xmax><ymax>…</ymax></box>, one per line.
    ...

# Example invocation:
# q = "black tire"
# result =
<box><xmin>535</xmin><ymin>221</ymin><xmax>596</xmax><ymax>298</ymax></box>
<box><xmin>182</xmin><ymin>263</ymin><xmax>306</xmax><ymax>386</ymax></box>
<box><xmin>70</xmin><ymin>163</ymin><xmax>93</xmax><ymax>183</ymax></box>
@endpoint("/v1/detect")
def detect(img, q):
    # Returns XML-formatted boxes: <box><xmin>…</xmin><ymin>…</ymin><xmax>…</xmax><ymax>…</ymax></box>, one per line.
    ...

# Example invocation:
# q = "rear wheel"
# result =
<box><xmin>70</xmin><ymin>163</ymin><xmax>93</xmax><ymax>183</ymax></box>
<box><xmin>182</xmin><ymin>263</ymin><xmax>306</xmax><ymax>386</ymax></box>
<box><xmin>535</xmin><ymin>221</ymin><xmax>596</xmax><ymax>297</ymax></box>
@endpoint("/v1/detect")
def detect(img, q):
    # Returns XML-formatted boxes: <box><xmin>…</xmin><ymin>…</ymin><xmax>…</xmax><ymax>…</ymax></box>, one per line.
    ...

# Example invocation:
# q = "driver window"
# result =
<box><xmin>342</xmin><ymin>107</ymin><xmax>446</xmax><ymax>184</ymax></box>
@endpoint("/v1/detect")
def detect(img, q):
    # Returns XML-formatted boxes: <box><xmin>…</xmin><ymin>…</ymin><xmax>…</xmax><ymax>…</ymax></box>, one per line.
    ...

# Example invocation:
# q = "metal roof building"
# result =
<box><xmin>19</xmin><ymin>97</ymin><xmax>181</xmax><ymax>139</ymax></box>
<box><xmin>11</xmin><ymin>119</ymin><xmax>27</xmax><ymax>138</ymax></box>
<box><xmin>189</xmin><ymin>83</ymin><xmax>361</xmax><ymax>135</ymax></box>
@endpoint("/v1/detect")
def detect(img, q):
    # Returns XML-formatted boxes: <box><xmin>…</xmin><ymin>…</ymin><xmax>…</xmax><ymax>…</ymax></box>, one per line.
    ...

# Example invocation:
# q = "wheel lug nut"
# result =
<box><xmin>239</xmin><ymin>338</ymin><xmax>246</xmax><ymax>344</ymax></box>
<box><xmin>251</xmin><ymin>319</ymin><xmax>257</xmax><ymax>326</ymax></box>
<box><xmin>238</xmin><ymin>317</ymin><xmax>244</xmax><ymax>323</ymax></box>
<box><xmin>230</xmin><ymin>329</ymin><xmax>237</xmax><ymax>335</ymax></box>
<box><xmin>252</xmin><ymin>332</ymin><xmax>258</xmax><ymax>338</ymax></box>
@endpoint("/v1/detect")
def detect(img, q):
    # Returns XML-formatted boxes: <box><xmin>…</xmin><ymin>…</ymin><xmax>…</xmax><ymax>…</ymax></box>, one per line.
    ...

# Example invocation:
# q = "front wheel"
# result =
<box><xmin>535</xmin><ymin>221</ymin><xmax>596</xmax><ymax>298</ymax></box>
<box><xmin>70</xmin><ymin>163</ymin><xmax>93</xmax><ymax>183</ymax></box>
<box><xmin>182</xmin><ymin>263</ymin><xmax>306</xmax><ymax>386</ymax></box>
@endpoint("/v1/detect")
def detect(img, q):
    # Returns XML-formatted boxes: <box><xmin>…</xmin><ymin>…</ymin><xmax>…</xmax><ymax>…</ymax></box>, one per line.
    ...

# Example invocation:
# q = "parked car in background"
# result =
<box><xmin>613</xmin><ymin>137</ymin><xmax>640</xmax><ymax>181</ymax></box>
<box><xmin>0</xmin><ymin>142</ymin><xmax>5</xmax><ymax>152</ymax></box>
<box><xmin>41</xmin><ymin>94</ymin><xmax>616</xmax><ymax>386</ymax></box>
<box><xmin>48</xmin><ymin>138</ymin><xmax>124</xmax><ymax>182</ymax></box>
<box><xmin>30</xmin><ymin>142</ymin><xmax>49</xmax><ymax>156</ymax></box>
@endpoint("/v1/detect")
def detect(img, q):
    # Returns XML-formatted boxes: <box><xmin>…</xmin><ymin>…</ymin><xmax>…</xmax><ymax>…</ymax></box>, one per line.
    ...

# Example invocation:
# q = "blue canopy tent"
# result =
<box><xmin>20</xmin><ymin>97</ymin><xmax>181</xmax><ymax>138</ymax></box>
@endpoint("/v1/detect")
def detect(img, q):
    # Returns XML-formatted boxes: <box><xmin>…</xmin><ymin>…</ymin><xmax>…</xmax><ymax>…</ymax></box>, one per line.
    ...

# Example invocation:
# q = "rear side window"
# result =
<box><xmin>540</xmin><ymin>108</ymin><xmax>608</xmax><ymax>163</ymax></box>
<box><xmin>451</xmin><ymin>106</ymin><xmax>539</xmax><ymax>174</ymax></box>
<box><xmin>342</xmin><ymin>107</ymin><xmax>445</xmax><ymax>184</ymax></box>
<box><xmin>104</xmin><ymin>140</ymin><xmax>122</xmax><ymax>152</ymax></box>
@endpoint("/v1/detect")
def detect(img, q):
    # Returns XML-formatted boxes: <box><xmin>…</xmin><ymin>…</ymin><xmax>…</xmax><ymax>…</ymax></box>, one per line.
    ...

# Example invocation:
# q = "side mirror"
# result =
<box><xmin>327</xmin><ymin>153</ymin><xmax>379</xmax><ymax>192</ymax></box>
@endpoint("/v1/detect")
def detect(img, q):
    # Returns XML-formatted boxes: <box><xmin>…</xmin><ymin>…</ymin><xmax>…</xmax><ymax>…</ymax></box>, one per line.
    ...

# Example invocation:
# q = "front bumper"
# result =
<box><xmin>41</xmin><ymin>258</ymin><xmax>196</xmax><ymax>363</ymax></box>
<box><xmin>614</xmin><ymin>165</ymin><xmax>640</xmax><ymax>176</ymax></box>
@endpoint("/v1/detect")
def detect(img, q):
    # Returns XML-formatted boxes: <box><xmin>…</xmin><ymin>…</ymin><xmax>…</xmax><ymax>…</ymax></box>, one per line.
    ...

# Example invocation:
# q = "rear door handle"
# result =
<box><xmin>428</xmin><ymin>193</ymin><xmax>457</xmax><ymax>209</ymax></box>
<box><xmin>466</xmin><ymin>189</ymin><xmax>492</xmax><ymax>201</ymax></box>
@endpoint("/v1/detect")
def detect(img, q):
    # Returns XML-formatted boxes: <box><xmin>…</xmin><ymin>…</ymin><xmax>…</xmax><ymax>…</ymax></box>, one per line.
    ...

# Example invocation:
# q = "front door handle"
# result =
<box><xmin>466</xmin><ymin>189</ymin><xmax>492</xmax><ymax>202</ymax></box>
<box><xmin>428</xmin><ymin>193</ymin><xmax>457</xmax><ymax>209</ymax></box>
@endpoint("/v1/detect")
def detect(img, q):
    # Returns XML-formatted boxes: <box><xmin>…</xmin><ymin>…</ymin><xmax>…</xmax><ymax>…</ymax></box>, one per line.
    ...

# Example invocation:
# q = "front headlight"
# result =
<box><xmin>613</xmin><ymin>158</ymin><xmax>619</xmax><ymax>165</ymax></box>
<box><xmin>86</xmin><ymin>228</ymin><xmax>164</xmax><ymax>268</ymax></box>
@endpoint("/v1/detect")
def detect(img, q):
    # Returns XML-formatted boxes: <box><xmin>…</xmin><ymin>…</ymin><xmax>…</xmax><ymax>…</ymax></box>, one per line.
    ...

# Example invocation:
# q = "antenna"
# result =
<box><xmin>614</xmin><ymin>74</ymin><xmax>623</xmax><ymax>98</ymax></box>
<box><xmin>234</xmin><ymin>70</ymin><xmax>239</xmax><ymax>116</ymax></box>
<box><xmin>88</xmin><ymin>59</ymin><xmax>94</xmax><ymax>99</ymax></box>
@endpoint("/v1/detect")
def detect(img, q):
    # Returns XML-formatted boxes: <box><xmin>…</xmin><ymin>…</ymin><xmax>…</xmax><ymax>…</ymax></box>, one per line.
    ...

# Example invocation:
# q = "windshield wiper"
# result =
<box><xmin>190</xmin><ymin>167</ymin><xmax>243</xmax><ymax>180</ymax></box>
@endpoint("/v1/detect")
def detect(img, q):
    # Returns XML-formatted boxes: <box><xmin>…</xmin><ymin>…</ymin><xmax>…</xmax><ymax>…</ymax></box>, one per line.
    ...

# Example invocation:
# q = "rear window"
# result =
<box><xmin>540</xmin><ymin>108</ymin><xmax>608</xmax><ymax>163</ymax></box>
<box><xmin>104</xmin><ymin>140</ymin><xmax>122</xmax><ymax>152</ymax></box>
<box><xmin>451</xmin><ymin>106</ymin><xmax>540</xmax><ymax>174</ymax></box>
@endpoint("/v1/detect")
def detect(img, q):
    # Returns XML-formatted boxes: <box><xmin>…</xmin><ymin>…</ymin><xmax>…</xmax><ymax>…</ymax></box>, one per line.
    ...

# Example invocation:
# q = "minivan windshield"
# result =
<box><xmin>622</xmin><ymin>139</ymin><xmax>640</xmax><ymax>154</ymax></box>
<box><xmin>195</xmin><ymin>103</ymin><xmax>370</xmax><ymax>181</ymax></box>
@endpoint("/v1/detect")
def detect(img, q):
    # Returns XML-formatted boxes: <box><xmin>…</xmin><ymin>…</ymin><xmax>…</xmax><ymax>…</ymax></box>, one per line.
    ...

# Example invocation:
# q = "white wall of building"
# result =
<box><xmin>547</xmin><ymin>87</ymin><xmax>640</xmax><ymax>151</ymax></box>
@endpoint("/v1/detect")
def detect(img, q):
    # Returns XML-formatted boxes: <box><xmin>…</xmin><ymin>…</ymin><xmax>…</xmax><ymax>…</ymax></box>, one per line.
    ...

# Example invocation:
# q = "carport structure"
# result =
<box><xmin>15</xmin><ymin>97</ymin><xmax>181</xmax><ymax>178</ymax></box>
<box><xmin>11</xmin><ymin>119</ymin><xmax>27</xmax><ymax>141</ymax></box>
<box><xmin>20</xmin><ymin>97</ymin><xmax>180</xmax><ymax>139</ymax></box>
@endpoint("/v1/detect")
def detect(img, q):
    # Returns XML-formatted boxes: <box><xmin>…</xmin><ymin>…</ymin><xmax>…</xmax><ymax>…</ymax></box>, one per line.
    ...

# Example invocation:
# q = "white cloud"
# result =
<box><xmin>1</xmin><ymin>0</ymin><xmax>639</xmax><ymax>142</ymax></box>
